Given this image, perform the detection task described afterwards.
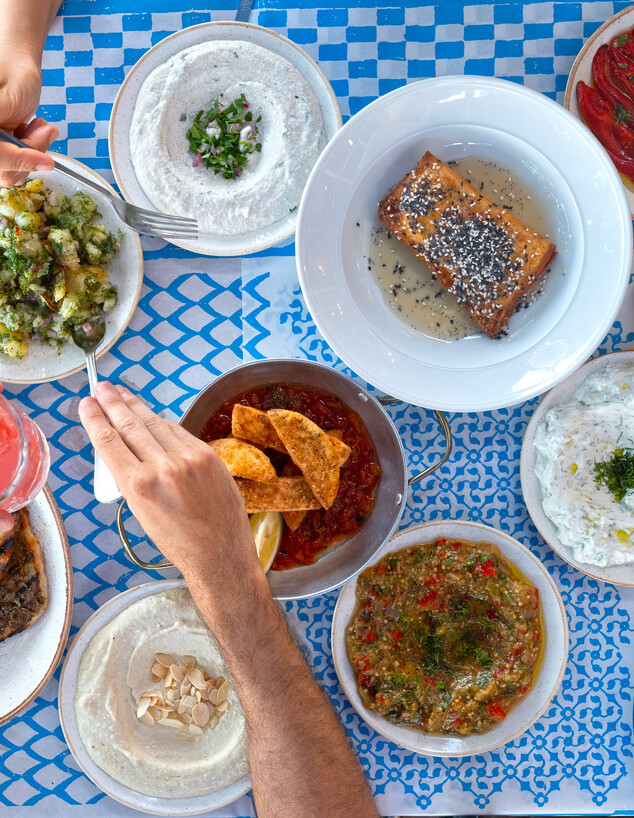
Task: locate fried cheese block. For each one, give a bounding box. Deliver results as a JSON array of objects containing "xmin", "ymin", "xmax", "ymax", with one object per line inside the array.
[
  {"xmin": 0, "ymin": 508, "xmax": 47, "ymax": 643},
  {"xmin": 236, "ymin": 477, "xmax": 322, "ymax": 514},
  {"xmin": 378, "ymin": 151, "xmax": 557, "ymax": 338}
]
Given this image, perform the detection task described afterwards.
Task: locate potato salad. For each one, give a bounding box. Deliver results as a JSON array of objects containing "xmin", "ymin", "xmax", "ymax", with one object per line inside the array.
[{"xmin": 0, "ymin": 179, "xmax": 120, "ymax": 359}]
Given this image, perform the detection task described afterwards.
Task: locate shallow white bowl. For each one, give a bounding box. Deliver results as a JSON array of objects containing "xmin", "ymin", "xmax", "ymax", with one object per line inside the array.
[
  {"xmin": 0, "ymin": 157, "xmax": 143, "ymax": 384},
  {"xmin": 564, "ymin": 5, "xmax": 634, "ymax": 217},
  {"xmin": 296, "ymin": 75, "xmax": 632, "ymax": 411},
  {"xmin": 332, "ymin": 520, "xmax": 569, "ymax": 757},
  {"xmin": 59, "ymin": 579, "xmax": 251, "ymax": 816},
  {"xmin": 0, "ymin": 486, "xmax": 72, "ymax": 725},
  {"xmin": 109, "ymin": 21, "xmax": 342, "ymax": 257},
  {"xmin": 521, "ymin": 349, "xmax": 634, "ymax": 586}
]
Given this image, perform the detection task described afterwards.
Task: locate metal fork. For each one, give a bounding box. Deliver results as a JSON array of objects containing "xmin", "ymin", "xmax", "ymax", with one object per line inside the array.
[{"xmin": 0, "ymin": 129, "xmax": 199, "ymax": 241}]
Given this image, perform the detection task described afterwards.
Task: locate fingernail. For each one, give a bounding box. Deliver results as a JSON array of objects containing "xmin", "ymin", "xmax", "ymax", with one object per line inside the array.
[
  {"xmin": 35, "ymin": 162, "xmax": 53, "ymax": 171},
  {"xmin": 95, "ymin": 382, "xmax": 111, "ymax": 395}
]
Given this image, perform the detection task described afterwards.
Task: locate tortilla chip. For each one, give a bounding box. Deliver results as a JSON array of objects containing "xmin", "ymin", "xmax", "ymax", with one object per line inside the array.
[
  {"xmin": 236, "ymin": 477, "xmax": 321, "ymax": 514},
  {"xmin": 325, "ymin": 429, "xmax": 351, "ymax": 467},
  {"xmin": 281, "ymin": 461, "xmax": 307, "ymax": 530},
  {"xmin": 208, "ymin": 438, "xmax": 276, "ymax": 482},
  {"xmin": 231, "ymin": 405, "xmax": 286, "ymax": 451},
  {"xmin": 267, "ymin": 409, "xmax": 351, "ymax": 509}
]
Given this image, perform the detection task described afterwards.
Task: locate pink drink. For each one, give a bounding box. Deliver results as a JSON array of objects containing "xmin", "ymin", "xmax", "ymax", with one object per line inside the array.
[{"xmin": 0, "ymin": 395, "xmax": 50, "ymax": 513}]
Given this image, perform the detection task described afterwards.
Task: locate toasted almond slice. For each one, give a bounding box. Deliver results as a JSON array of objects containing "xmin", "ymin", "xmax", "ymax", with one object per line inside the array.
[
  {"xmin": 138, "ymin": 710, "xmax": 155, "ymax": 727},
  {"xmin": 217, "ymin": 681, "xmax": 231, "ymax": 701},
  {"xmin": 195, "ymin": 690, "xmax": 202, "ymax": 703},
  {"xmin": 189, "ymin": 723, "xmax": 205, "ymax": 736},
  {"xmin": 164, "ymin": 669, "xmax": 173, "ymax": 688},
  {"xmin": 215, "ymin": 676, "xmax": 226, "ymax": 689},
  {"xmin": 155, "ymin": 653, "xmax": 175, "ymax": 668},
  {"xmin": 166, "ymin": 688, "xmax": 176, "ymax": 702},
  {"xmin": 180, "ymin": 679, "xmax": 190, "ymax": 698},
  {"xmin": 216, "ymin": 700, "xmax": 229, "ymax": 714},
  {"xmin": 147, "ymin": 705, "xmax": 161, "ymax": 721},
  {"xmin": 177, "ymin": 700, "xmax": 188, "ymax": 715},
  {"xmin": 192, "ymin": 702, "xmax": 210, "ymax": 727},
  {"xmin": 151, "ymin": 662, "xmax": 168, "ymax": 679},
  {"xmin": 175, "ymin": 731, "xmax": 195, "ymax": 742},
  {"xmin": 201, "ymin": 687, "xmax": 210, "ymax": 701},
  {"xmin": 183, "ymin": 655, "xmax": 196, "ymax": 668},
  {"xmin": 208, "ymin": 688, "xmax": 220, "ymax": 706},
  {"xmin": 181, "ymin": 712, "xmax": 193, "ymax": 724},
  {"xmin": 170, "ymin": 664, "xmax": 185, "ymax": 684},
  {"xmin": 136, "ymin": 697, "xmax": 151, "ymax": 719},
  {"xmin": 181, "ymin": 695, "xmax": 197, "ymax": 709},
  {"xmin": 188, "ymin": 668, "xmax": 206, "ymax": 690},
  {"xmin": 160, "ymin": 717, "xmax": 186, "ymax": 731},
  {"xmin": 155, "ymin": 704, "xmax": 173, "ymax": 713},
  {"xmin": 210, "ymin": 715, "xmax": 220, "ymax": 729}
]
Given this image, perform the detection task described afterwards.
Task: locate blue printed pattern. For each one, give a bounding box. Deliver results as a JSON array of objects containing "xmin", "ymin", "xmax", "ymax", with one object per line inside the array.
[{"xmin": 1, "ymin": 1, "xmax": 633, "ymax": 816}]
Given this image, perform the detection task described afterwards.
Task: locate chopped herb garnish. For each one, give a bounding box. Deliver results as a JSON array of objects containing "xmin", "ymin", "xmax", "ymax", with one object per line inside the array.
[
  {"xmin": 179, "ymin": 113, "xmax": 186, "ymax": 122},
  {"xmin": 594, "ymin": 447, "xmax": 634, "ymax": 502},
  {"xmin": 186, "ymin": 93, "xmax": 261, "ymax": 180},
  {"xmin": 615, "ymin": 33, "xmax": 629, "ymax": 47},
  {"xmin": 615, "ymin": 103, "xmax": 632, "ymax": 126},
  {"xmin": 619, "ymin": 61, "xmax": 629, "ymax": 68}
]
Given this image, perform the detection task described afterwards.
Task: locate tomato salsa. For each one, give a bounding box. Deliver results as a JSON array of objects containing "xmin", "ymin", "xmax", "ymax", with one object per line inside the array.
[
  {"xmin": 346, "ymin": 538, "xmax": 543, "ymax": 735},
  {"xmin": 200, "ymin": 383, "xmax": 381, "ymax": 570}
]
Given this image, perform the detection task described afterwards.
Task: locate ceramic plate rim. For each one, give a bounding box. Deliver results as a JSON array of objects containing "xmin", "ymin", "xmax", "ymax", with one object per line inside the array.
[
  {"xmin": 58, "ymin": 578, "xmax": 252, "ymax": 816},
  {"xmin": 563, "ymin": 5, "xmax": 634, "ymax": 216},
  {"xmin": 520, "ymin": 349, "xmax": 634, "ymax": 586},
  {"xmin": 0, "ymin": 485, "xmax": 73, "ymax": 725},
  {"xmin": 331, "ymin": 520, "xmax": 569, "ymax": 757},
  {"xmin": 0, "ymin": 155, "xmax": 144, "ymax": 385},
  {"xmin": 296, "ymin": 75, "xmax": 632, "ymax": 411},
  {"xmin": 108, "ymin": 20, "xmax": 342, "ymax": 257}
]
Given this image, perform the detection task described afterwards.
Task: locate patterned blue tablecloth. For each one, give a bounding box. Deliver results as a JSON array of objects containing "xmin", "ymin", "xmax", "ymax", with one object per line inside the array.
[{"xmin": 2, "ymin": 1, "xmax": 634, "ymax": 816}]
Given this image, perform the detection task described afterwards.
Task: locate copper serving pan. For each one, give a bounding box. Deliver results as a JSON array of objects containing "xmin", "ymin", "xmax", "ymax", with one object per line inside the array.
[{"xmin": 117, "ymin": 359, "xmax": 452, "ymax": 600}]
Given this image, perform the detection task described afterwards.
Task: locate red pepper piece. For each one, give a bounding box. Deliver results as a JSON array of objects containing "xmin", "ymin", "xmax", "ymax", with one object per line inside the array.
[
  {"xmin": 487, "ymin": 701, "xmax": 506, "ymax": 721},
  {"xmin": 354, "ymin": 655, "xmax": 372, "ymax": 671},
  {"xmin": 451, "ymin": 541, "xmax": 462, "ymax": 549},
  {"xmin": 359, "ymin": 674, "xmax": 372, "ymax": 687},
  {"xmin": 376, "ymin": 564, "xmax": 387, "ymax": 576},
  {"xmin": 361, "ymin": 629, "xmax": 376, "ymax": 643},
  {"xmin": 424, "ymin": 677, "xmax": 437, "ymax": 687},
  {"xmin": 610, "ymin": 28, "xmax": 634, "ymax": 61},
  {"xmin": 493, "ymin": 665, "xmax": 507, "ymax": 678},
  {"xmin": 592, "ymin": 45, "xmax": 634, "ymax": 124},
  {"xmin": 375, "ymin": 693, "xmax": 387, "ymax": 704},
  {"xmin": 606, "ymin": 49, "xmax": 634, "ymax": 103},
  {"xmin": 486, "ymin": 608, "xmax": 497, "ymax": 620},
  {"xmin": 473, "ymin": 559, "xmax": 497, "ymax": 576},
  {"xmin": 512, "ymin": 642, "xmax": 523, "ymax": 656},
  {"xmin": 417, "ymin": 591, "xmax": 438, "ymax": 606},
  {"xmin": 389, "ymin": 629, "xmax": 403, "ymax": 641}
]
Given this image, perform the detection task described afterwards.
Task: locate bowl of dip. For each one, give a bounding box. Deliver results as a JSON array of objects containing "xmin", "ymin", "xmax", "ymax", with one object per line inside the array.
[
  {"xmin": 59, "ymin": 580, "xmax": 251, "ymax": 815},
  {"xmin": 332, "ymin": 520, "xmax": 569, "ymax": 757},
  {"xmin": 109, "ymin": 22, "xmax": 341, "ymax": 256},
  {"xmin": 521, "ymin": 350, "xmax": 634, "ymax": 585}
]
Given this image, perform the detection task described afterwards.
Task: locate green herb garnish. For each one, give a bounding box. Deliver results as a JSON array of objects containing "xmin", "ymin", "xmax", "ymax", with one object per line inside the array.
[
  {"xmin": 594, "ymin": 447, "xmax": 634, "ymax": 502},
  {"xmin": 615, "ymin": 104, "xmax": 632, "ymax": 125},
  {"xmin": 186, "ymin": 93, "xmax": 262, "ymax": 180},
  {"xmin": 615, "ymin": 32, "xmax": 629, "ymax": 47}
]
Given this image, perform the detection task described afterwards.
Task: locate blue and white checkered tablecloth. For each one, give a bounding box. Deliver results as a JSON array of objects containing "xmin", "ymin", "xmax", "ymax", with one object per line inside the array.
[{"xmin": 2, "ymin": 1, "xmax": 634, "ymax": 816}]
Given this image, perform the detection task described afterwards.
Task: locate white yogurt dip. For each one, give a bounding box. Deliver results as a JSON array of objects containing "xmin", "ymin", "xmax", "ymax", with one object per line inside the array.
[
  {"xmin": 75, "ymin": 588, "xmax": 249, "ymax": 799},
  {"xmin": 533, "ymin": 361, "xmax": 634, "ymax": 567},
  {"xmin": 130, "ymin": 40, "xmax": 325, "ymax": 236}
]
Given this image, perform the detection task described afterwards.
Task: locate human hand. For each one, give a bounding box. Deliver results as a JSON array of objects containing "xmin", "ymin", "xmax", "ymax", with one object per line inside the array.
[
  {"xmin": 77, "ymin": 382, "xmax": 262, "ymax": 589},
  {"xmin": 0, "ymin": 54, "xmax": 57, "ymax": 187}
]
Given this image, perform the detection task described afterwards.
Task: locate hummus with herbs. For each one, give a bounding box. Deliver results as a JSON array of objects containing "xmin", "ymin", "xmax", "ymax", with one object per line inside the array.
[
  {"xmin": 346, "ymin": 539, "xmax": 543, "ymax": 736},
  {"xmin": 74, "ymin": 589, "xmax": 249, "ymax": 799},
  {"xmin": 130, "ymin": 40, "xmax": 325, "ymax": 236}
]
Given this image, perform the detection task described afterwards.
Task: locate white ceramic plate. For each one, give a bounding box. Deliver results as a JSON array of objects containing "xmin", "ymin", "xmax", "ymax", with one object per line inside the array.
[
  {"xmin": 0, "ymin": 156, "xmax": 143, "ymax": 384},
  {"xmin": 564, "ymin": 5, "xmax": 634, "ymax": 216},
  {"xmin": 296, "ymin": 75, "xmax": 632, "ymax": 412},
  {"xmin": 521, "ymin": 350, "xmax": 634, "ymax": 586},
  {"xmin": 59, "ymin": 579, "xmax": 251, "ymax": 816},
  {"xmin": 0, "ymin": 485, "xmax": 72, "ymax": 725},
  {"xmin": 109, "ymin": 21, "xmax": 342, "ymax": 257},
  {"xmin": 332, "ymin": 520, "xmax": 569, "ymax": 757}
]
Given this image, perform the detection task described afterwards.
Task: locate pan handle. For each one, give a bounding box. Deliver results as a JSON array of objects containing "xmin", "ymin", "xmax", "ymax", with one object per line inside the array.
[
  {"xmin": 117, "ymin": 499, "xmax": 175, "ymax": 571},
  {"xmin": 377, "ymin": 397, "xmax": 452, "ymax": 486}
]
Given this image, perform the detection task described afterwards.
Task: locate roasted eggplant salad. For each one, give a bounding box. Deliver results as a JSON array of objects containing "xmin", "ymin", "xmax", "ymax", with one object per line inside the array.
[
  {"xmin": 346, "ymin": 538, "xmax": 544, "ymax": 736},
  {"xmin": 0, "ymin": 180, "xmax": 120, "ymax": 359}
]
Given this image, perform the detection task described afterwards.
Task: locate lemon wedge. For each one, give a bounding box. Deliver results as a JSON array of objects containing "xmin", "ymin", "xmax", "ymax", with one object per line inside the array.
[{"xmin": 249, "ymin": 511, "xmax": 283, "ymax": 572}]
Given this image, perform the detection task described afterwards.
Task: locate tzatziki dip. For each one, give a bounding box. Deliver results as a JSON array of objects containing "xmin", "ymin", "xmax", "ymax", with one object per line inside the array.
[
  {"xmin": 533, "ymin": 360, "xmax": 634, "ymax": 567},
  {"xmin": 130, "ymin": 40, "xmax": 325, "ymax": 236},
  {"xmin": 75, "ymin": 588, "xmax": 249, "ymax": 799}
]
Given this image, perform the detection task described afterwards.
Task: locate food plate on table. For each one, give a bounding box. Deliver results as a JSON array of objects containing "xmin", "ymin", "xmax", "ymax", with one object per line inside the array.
[
  {"xmin": 521, "ymin": 350, "xmax": 634, "ymax": 586},
  {"xmin": 332, "ymin": 520, "xmax": 569, "ymax": 757},
  {"xmin": 565, "ymin": 5, "xmax": 634, "ymax": 216},
  {"xmin": 0, "ymin": 486, "xmax": 72, "ymax": 726},
  {"xmin": 59, "ymin": 579, "xmax": 251, "ymax": 816},
  {"xmin": 109, "ymin": 21, "xmax": 341, "ymax": 257},
  {"xmin": 297, "ymin": 75, "xmax": 632, "ymax": 411},
  {"xmin": 0, "ymin": 155, "xmax": 143, "ymax": 384}
]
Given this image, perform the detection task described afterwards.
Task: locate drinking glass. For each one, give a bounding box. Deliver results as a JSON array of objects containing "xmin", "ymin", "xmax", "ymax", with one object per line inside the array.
[{"xmin": 0, "ymin": 394, "xmax": 50, "ymax": 513}]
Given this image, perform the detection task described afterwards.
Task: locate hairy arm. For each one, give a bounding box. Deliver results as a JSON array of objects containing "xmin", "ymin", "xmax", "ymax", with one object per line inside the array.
[
  {"xmin": 0, "ymin": 0, "xmax": 62, "ymax": 58},
  {"xmin": 78, "ymin": 383, "xmax": 379, "ymax": 818}
]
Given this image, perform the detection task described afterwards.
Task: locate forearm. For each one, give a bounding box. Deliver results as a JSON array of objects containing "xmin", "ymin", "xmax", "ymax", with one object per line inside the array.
[
  {"xmin": 0, "ymin": 0, "xmax": 61, "ymax": 60},
  {"xmin": 185, "ymin": 564, "xmax": 379, "ymax": 818}
]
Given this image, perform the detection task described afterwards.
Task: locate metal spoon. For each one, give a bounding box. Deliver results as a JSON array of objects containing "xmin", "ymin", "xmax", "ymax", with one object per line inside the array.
[{"xmin": 71, "ymin": 314, "xmax": 122, "ymax": 504}]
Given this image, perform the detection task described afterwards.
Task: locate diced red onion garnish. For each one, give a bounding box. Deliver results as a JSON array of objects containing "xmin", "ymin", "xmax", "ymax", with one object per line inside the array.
[
  {"xmin": 227, "ymin": 123, "xmax": 242, "ymax": 134},
  {"xmin": 47, "ymin": 191, "xmax": 58, "ymax": 206},
  {"xmin": 243, "ymin": 101, "xmax": 249, "ymax": 110},
  {"xmin": 209, "ymin": 146, "xmax": 218, "ymax": 157},
  {"xmin": 0, "ymin": 218, "xmax": 7, "ymax": 227},
  {"xmin": 239, "ymin": 124, "xmax": 254, "ymax": 143},
  {"xmin": 82, "ymin": 321, "xmax": 93, "ymax": 336},
  {"xmin": 192, "ymin": 152, "xmax": 202, "ymax": 168}
]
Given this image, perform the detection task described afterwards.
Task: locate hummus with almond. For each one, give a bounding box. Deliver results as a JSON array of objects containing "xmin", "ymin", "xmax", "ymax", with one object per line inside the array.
[{"xmin": 74, "ymin": 588, "xmax": 249, "ymax": 799}]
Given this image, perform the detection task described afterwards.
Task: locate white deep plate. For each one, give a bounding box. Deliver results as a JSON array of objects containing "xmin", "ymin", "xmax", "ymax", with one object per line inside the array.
[
  {"xmin": 0, "ymin": 156, "xmax": 143, "ymax": 384},
  {"xmin": 109, "ymin": 21, "xmax": 342, "ymax": 257},
  {"xmin": 0, "ymin": 485, "xmax": 72, "ymax": 725},
  {"xmin": 521, "ymin": 350, "xmax": 634, "ymax": 586},
  {"xmin": 332, "ymin": 520, "xmax": 569, "ymax": 758},
  {"xmin": 564, "ymin": 5, "xmax": 634, "ymax": 217},
  {"xmin": 59, "ymin": 579, "xmax": 252, "ymax": 816},
  {"xmin": 296, "ymin": 75, "xmax": 632, "ymax": 411}
]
